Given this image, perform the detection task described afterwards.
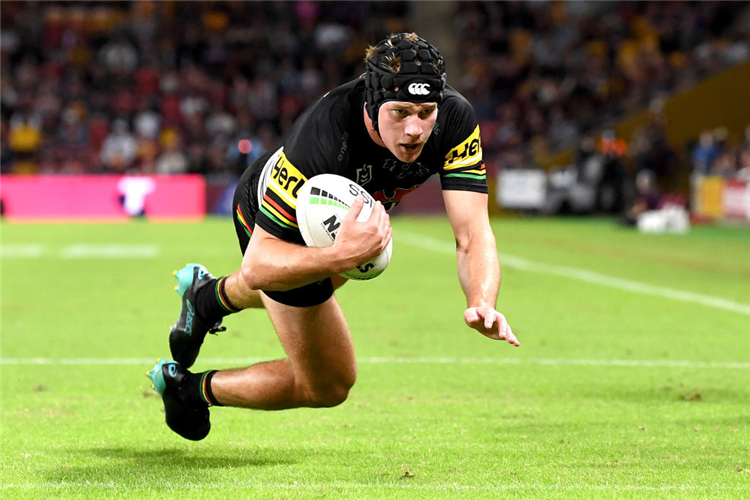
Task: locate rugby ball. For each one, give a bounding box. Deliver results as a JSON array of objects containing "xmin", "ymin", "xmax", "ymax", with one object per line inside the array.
[{"xmin": 296, "ymin": 174, "xmax": 392, "ymax": 280}]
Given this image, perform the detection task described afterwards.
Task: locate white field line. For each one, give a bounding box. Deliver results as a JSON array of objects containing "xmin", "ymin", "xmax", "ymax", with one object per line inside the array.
[
  {"xmin": 60, "ymin": 244, "xmax": 159, "ymax": 259},
  {"xmin": 1, "ymin": 244, "xmax": 159, "ymax": 259},
  {"xmin": 1, "ymin": 356, "xmax": 748, "ymax": 369},
  {"xmin": 0, "ymin": 244, "xmax": 46, "ymax": 258},
  {"xmin": 0, "ymin": 481, "xmax": 746, "ymax": 492},
  {"xmin": 399, "ymin": 232, "xmax": 750, "ymax": 316}
]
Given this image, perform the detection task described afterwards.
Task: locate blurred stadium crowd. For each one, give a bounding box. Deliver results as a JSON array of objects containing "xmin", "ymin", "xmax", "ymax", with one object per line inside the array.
[
  {"xmin": 1, "ymin": 1, "xmax": 409, "ymax": 178},
  {"xmin": 456, "ymin": 2, "xmax": 750, "ymax": 182},
  {"xmin": 1, "ymin": 1, "xmax": 749, "ymax": 198}
]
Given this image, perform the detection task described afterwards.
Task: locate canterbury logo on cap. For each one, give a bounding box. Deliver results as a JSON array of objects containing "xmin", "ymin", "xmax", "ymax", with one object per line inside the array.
[{"xmin": 407, "ymin": 82, "xmax": 430, "ymax": 96}]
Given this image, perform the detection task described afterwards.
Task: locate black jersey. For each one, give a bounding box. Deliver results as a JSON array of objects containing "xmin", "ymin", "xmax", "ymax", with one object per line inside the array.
[{"xmin": 254, "ymin": 78, "xmax": 486, "ymax": 244}]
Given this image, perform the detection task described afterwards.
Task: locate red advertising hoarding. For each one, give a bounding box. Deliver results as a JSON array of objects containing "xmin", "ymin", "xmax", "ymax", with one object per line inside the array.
[
  {"xmin": 692, "ymin": 176, "xmax": 750, "ymax": 223},
  {"xmin": 0, "ymin": 175, "xmax": 205, "ymax": 222}
]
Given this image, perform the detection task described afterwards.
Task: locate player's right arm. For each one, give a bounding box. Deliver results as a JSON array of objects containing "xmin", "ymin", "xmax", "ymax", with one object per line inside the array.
[
  {"xmin": 241, "ymin": 196, "xmax": 391, "ymax": 291},
  {"xmin": 244, "ymin": 86, "xmax": 393, "ymax": 291}
]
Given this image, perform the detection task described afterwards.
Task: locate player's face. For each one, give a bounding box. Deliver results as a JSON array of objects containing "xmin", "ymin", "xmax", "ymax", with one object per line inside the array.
[{"xmin": 378, "ymin": 102, "xmax": 438, "ymax": 162}]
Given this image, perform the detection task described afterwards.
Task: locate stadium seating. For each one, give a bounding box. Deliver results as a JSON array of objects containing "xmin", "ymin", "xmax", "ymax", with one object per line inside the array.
[{"xmin": 1, "ymin": 0, "xmax": 747, "ymax": 215}]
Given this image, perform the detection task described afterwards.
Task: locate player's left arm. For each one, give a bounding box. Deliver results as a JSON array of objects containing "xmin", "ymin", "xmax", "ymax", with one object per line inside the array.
[{"xmin": 443, "ymin": 189, "xmax": 519, "ymax": 346}]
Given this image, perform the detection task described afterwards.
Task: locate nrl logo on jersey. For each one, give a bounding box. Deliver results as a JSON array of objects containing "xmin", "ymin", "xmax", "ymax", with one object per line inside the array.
[{"xmin": 356, "ymin": 164, "xmax": 373, "ymax": 185}]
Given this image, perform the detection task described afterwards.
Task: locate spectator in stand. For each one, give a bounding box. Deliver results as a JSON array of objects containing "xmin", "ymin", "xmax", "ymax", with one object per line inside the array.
[
  {"xmin": 454, "ymin": 1, "xmax": 749, "ymax": 181},
  {"xmin": 621, "ymin": 169, "xmax": 662, "ymax": 226},
  {"xmin": 736, "ymin": 149, "xmax": 750, "ymax": 182},
  {"xmin": 155, "ymin": 129, "xmax": 188, "ymax": 175},
  {"xmin": 691, "ymin": 130, "xmax": 722, "ymax": 175},
  {"xmin": 7, "ymin": 112, "xmax": 42, "ymax": 174},
  {"xmin": 205, "ymin": 106, "xmax": 236, "ymax": 141},
  {"xmin": 98, "ymin": 32, "xmax": 138, "ymax": 76},
  {"xmin": 595, "ymin": 130, "xmax": 631, "ymax": 213},
  {"xmin": 133, "ymin": 100, "xmax": 161, "ymax": 142},
  {"xmin": 56, "ymin": 106, "xmax": 90, "ymax": 157},
  {"xmin": 688, "ymin": 123, "xmax": 750, "ymax": 179},
  {"xmin": 629, "ymin": 109, "xmax": 680, "ymax": 191},
  {"xmin": 712, "ymin": 151, "xmax": 738, "ymax": 179},
  {"xmin": 0, "ymin": 117, "xmax": 11, "ymax": 171},
  {"xmin": 738, "ymin": 125, "xmax": 750, "ymax": 180},
  {"xmin": 1, "ymin": 1, "xmax": 417, "ymax": 176},
  {"xmin": 100, "ymin": 118, "xmax": 137, "ymax": 173}
]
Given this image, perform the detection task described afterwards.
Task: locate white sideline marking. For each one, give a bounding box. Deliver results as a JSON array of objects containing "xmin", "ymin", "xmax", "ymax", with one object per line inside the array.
[
  {"xmin": 0, "ymin": 244, "xmax": 46, "ymax": 258},
  {"xmin": 1, "ymin": 244, "xmax": 159, "ymax": 259},
  {"xmin": 399, "ymin": 232, "xmax": 750, "ymax": 316},
  {"xmin": 0, "ymin": 356, "xmax": 748, "ymax": 369},
  {"xmin": 60, "ymin": 244, "xmax": 159, "ymax": 259},
  {"xmin": 1, "ymin": 481, "xmax": 746, "ymax": 492}
]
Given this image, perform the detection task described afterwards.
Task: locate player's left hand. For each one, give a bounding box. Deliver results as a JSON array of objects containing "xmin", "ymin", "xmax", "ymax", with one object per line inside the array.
[{"xmin": 464, "ymin": 307, "xmax": 519, "ymax": 346}]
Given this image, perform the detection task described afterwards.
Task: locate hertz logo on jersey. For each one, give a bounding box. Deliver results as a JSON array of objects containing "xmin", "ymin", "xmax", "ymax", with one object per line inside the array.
[
  {"xmin": 443, "ymin": 126, "xmax": 482, "ymax": 170},
  {"xmin": 270, "ymin": 153, "xmax": 308, "ymax": 201},
  {"xmin": 261, "ymin": 152, "xmax": 309, "ymax": 230}
]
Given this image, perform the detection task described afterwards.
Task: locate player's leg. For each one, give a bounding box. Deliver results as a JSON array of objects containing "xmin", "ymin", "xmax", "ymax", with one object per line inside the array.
[
  {"xmin": 168, "ymin": 259, "xmax": 349, "ymax": 369},
  {"xmin": 168, "ymin": 262, "xmax": 241, "ymax": 369},
  {"xmin": 148, "ymin": 291, "xmax": 355, "ymax": 440},
  {"xmin": 209, "ymin": 292, "xmax": 356, "ymax": 409},
  {"xmin": 222, "ymin": 273, "xmax": 348, "ymax": 311},
  {"xmin": 169, "ymin": 160, "xmax": 274, "ymax": 367}
]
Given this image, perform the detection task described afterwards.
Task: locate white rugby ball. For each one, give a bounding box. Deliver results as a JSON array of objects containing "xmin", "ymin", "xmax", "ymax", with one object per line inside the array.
[{"xmin": 296, "ymin": 174, "xmax": 392, "ymax": 280}]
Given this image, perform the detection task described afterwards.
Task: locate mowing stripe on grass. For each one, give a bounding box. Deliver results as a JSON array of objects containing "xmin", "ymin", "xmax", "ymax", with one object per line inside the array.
[
  {"xmin": 399, "ymin": 232, "xmax": 750, "ymax": 316},
  {"xmin": 1, "ymin": 357, "xmax": 748, "ymax": 369}
]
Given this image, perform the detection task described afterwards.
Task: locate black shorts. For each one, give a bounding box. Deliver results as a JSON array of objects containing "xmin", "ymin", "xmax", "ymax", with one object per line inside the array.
[{"xmin": 232, "ymin": 152, "xmax": 334, "ymax": 308}]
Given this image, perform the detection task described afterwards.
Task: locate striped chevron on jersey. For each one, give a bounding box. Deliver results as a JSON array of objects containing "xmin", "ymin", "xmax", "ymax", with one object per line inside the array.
[
  {"xmin": 264, "ymin": 195, "xmax": 297, "ymax": 224},
  {"xmin": 443, "ymin": 163, "xmax": 486, "ymax": 180},
  {"xmin": 236, "ymin": 204, "xmax": 253, "ymax": 237},
  {"xmin": 260, "ymin": 183, "xmax": 299, "ymax": 229},
  {"xmin": 260, "ymin": 203, "xmax": 298, "ymax": 230},
  {"xmin": 444, "ymin": 170, "xmax": 486, "ymax": 178}
]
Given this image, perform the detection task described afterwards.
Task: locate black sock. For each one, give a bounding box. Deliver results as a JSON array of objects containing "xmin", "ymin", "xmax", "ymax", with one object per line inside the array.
[
  {"xmin": 195, "ymin": 276, "xmax": 241, "ymax": 326},
  {"xmin": 181, "ymin": 370, "xmax": 223, "ymax": 406}
]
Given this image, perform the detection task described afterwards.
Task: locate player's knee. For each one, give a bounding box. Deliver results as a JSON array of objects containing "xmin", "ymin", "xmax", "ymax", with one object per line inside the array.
[
  {"xmin": 240, "ymin": 262, "xmax": 260, "ymax": 290},
  {"xmin": 305, "ymin": 378, "xmax": 355, "ymax": 408}
]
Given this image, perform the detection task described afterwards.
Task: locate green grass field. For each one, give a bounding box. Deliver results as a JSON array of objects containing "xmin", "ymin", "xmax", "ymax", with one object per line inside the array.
[{"xmin": 2, "ymin": 216, "xmax": 749, "ymax": 499}]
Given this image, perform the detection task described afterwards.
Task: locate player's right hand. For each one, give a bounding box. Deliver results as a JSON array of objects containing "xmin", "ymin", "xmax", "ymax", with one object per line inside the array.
[
  {"xmin": 464, "ymin": 307, "xmax": 520, "ymax": 346},
  {"xmin": 334, "ymin": 195, "xmax": 392, "ymax": 268}
]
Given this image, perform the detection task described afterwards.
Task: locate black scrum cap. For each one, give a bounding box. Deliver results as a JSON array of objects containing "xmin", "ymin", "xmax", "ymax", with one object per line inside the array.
[{"xmin": 364, "ymin": 33, "xmax": 446, "ymax": 133}]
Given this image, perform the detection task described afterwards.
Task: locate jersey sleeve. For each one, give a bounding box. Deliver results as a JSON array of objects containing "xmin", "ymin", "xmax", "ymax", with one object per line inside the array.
[
  {"xmin": 254, "ymin": 92, "xmax": 347, "ymax": 244},
  {"xmin": 438, "ymin": 95, "xmax": 488, "ymax": 194},
  {"xmin": 255, "ymin": 150, "xmax": 309, "ymax": 244}
]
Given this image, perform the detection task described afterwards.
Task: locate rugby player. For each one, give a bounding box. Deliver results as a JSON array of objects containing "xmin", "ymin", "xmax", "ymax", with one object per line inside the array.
[{"xmin": 148, "ymin": 33, "xmax": 519, "ymax": 441}]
